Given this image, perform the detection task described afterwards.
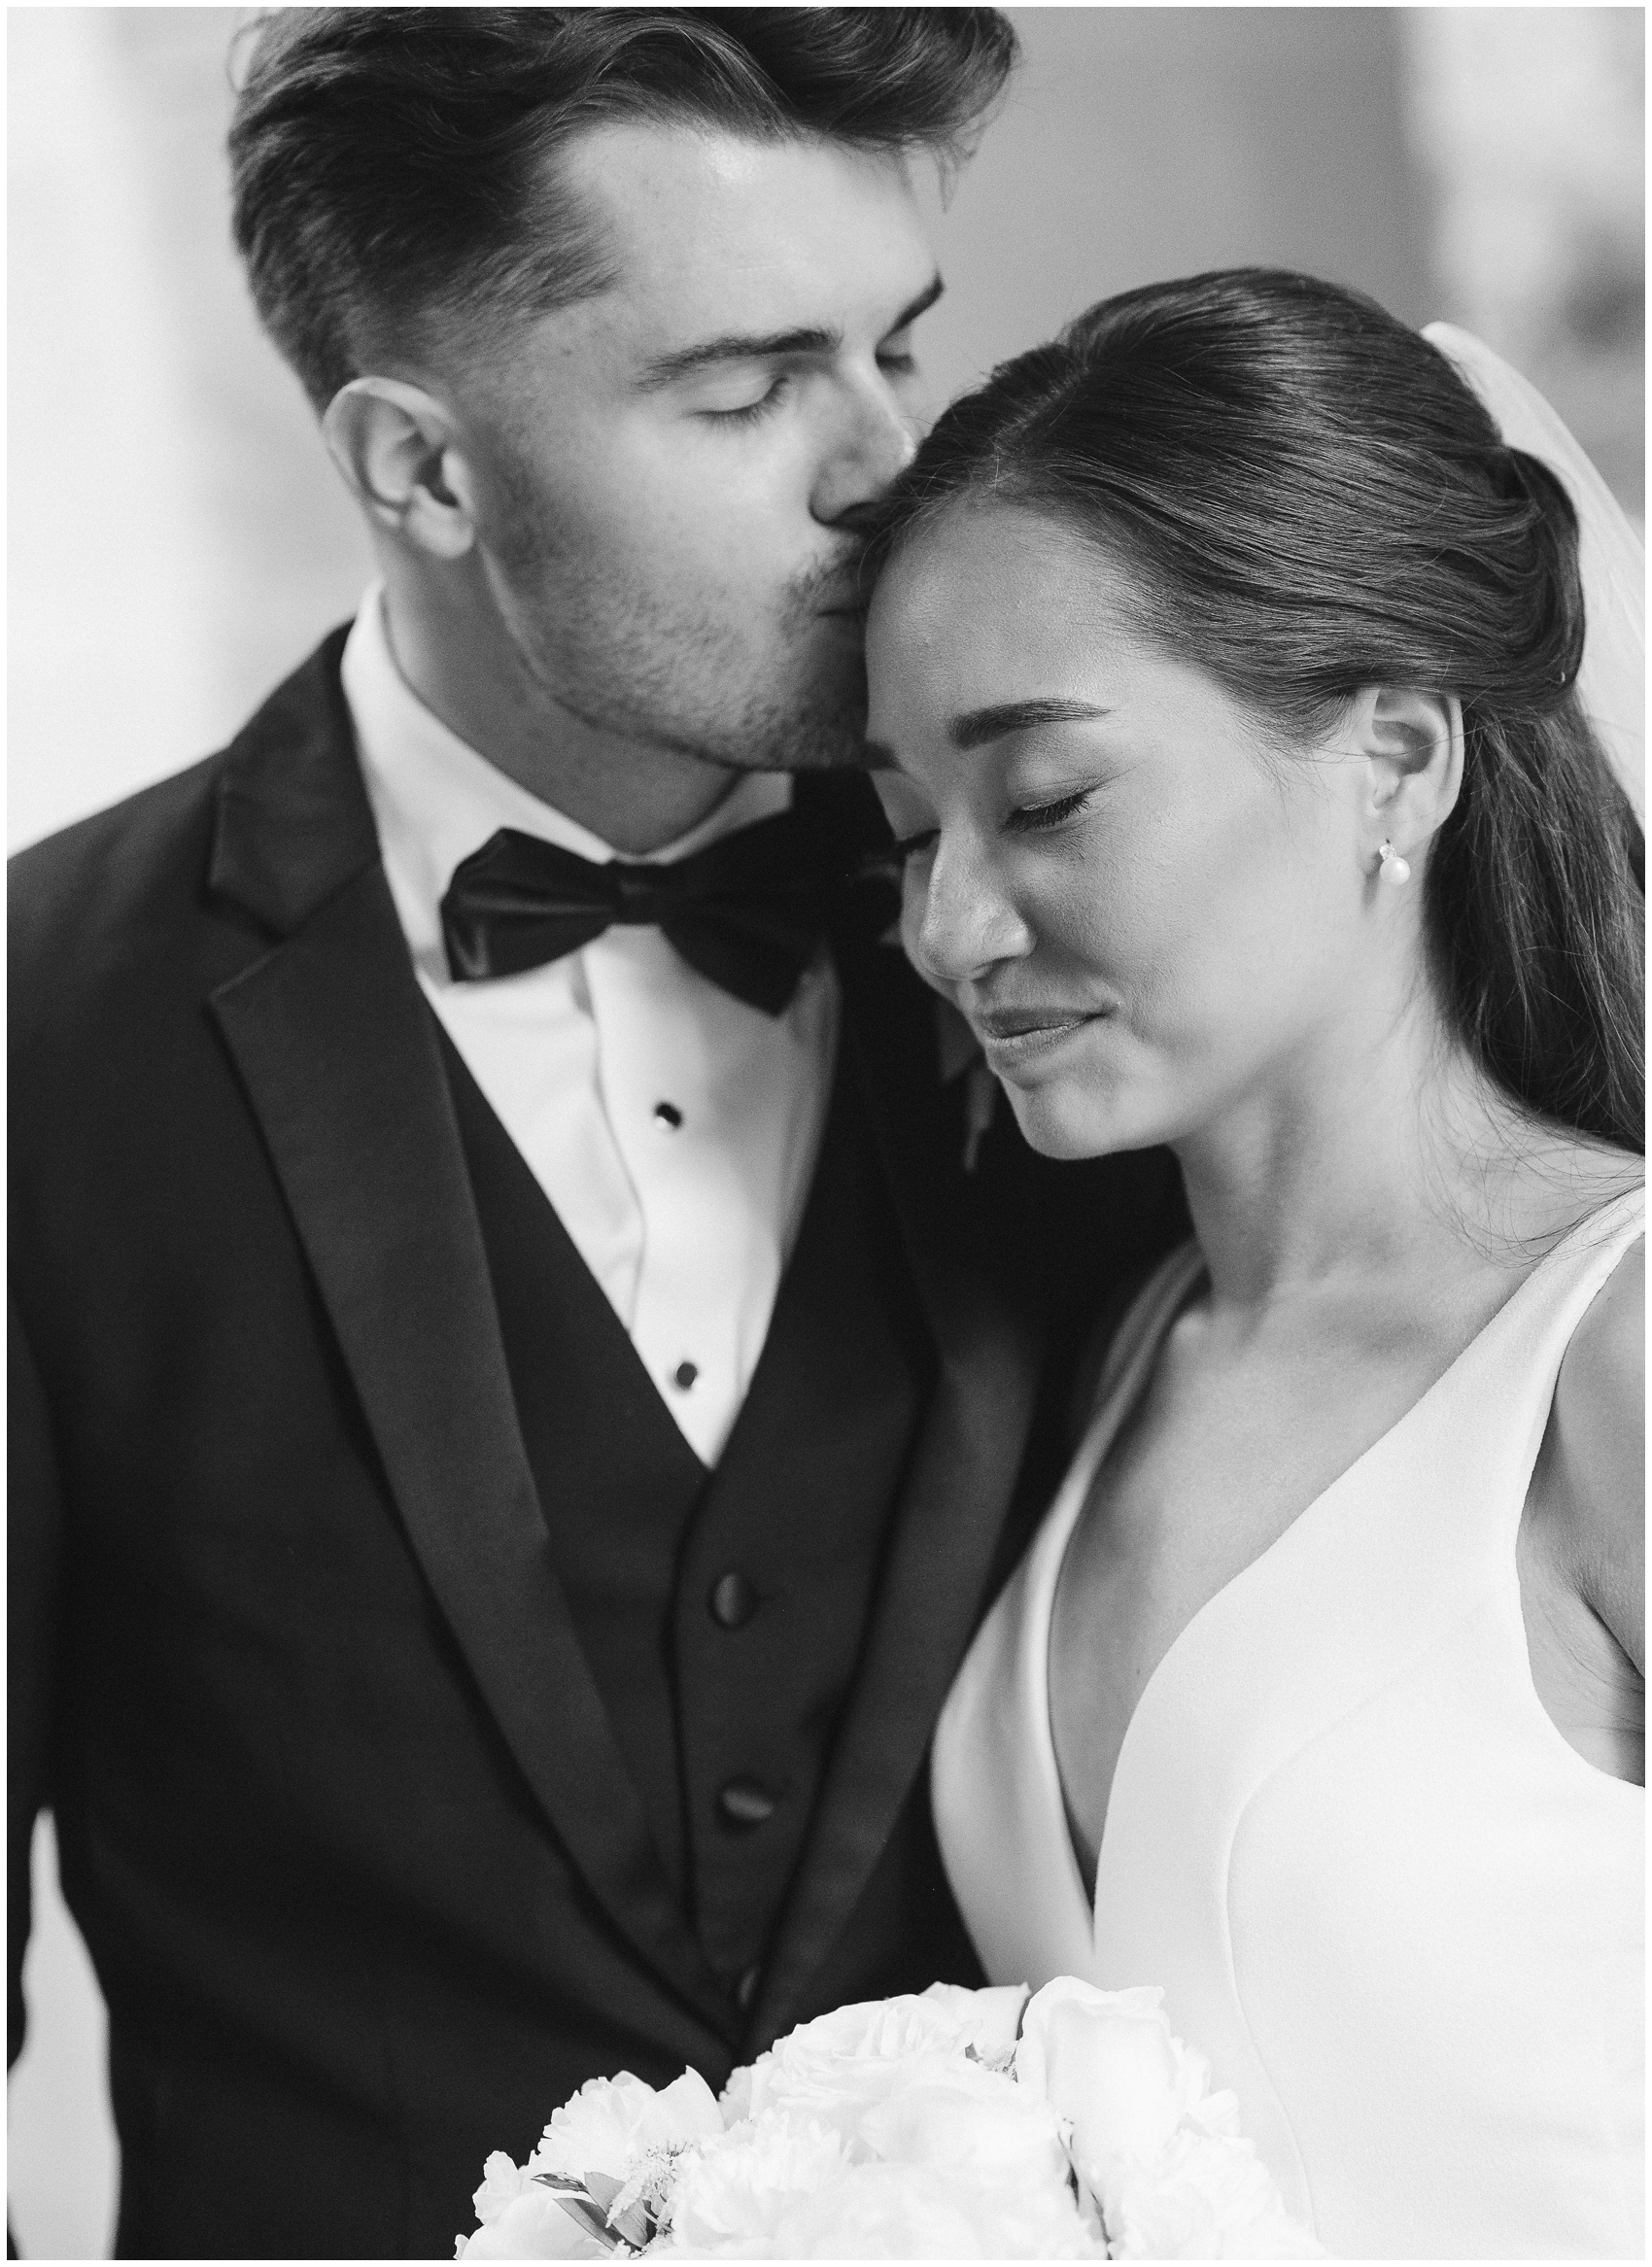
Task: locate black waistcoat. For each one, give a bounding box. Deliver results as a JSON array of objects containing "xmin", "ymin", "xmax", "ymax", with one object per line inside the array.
[{"xmin": 439, "ymin": 1019, "xmax": 936, "ymax": 1994}]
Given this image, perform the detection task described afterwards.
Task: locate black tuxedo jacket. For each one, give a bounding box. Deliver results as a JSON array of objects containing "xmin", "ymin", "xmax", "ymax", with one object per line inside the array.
[{"xmin": 9, "ymin": 631, "xmax": 1186, "ymax": 2258}]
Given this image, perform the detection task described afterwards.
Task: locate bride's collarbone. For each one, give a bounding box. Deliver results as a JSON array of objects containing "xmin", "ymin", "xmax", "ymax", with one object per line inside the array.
[{"xmin": 1078, "ymin": 1270, "xmax": 1507, "ymax": 1552}]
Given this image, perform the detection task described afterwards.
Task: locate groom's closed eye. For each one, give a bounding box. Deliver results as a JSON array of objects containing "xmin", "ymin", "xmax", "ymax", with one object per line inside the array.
[{"xmin": 700, "ymin": 371, "xmax": 799, "ymax": 427}]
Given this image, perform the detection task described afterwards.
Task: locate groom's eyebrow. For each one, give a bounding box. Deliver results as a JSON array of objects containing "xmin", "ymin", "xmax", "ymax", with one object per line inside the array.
[
  {"xmin": 949, "ymin": 698, "xmax": 1115, "ymax": 749},
  {"xmin": 637, "ymin": 274, "xmax": 945, "ymax": 387}
]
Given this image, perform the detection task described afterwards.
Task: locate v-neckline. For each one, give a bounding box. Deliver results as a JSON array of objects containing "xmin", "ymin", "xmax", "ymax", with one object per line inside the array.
[{"xmin": 1036, "ymin": 1189, "xmax": 1645, "ymax": 1939}]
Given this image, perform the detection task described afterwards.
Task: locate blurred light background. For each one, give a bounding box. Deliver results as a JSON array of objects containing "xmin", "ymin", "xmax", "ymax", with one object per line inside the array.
[{"xmin": 7, "ymin": 7, "xmax": 1643, "ymax": 2255}]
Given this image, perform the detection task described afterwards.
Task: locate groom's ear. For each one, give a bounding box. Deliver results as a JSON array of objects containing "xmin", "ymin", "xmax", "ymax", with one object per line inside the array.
[
  {"xmin": 322, "ymin": 377, "xmax": 479, "ymax": 561},
  {"xmin": 1347, "ymin": 683, "xmax": 1464, "ymax": 858}
]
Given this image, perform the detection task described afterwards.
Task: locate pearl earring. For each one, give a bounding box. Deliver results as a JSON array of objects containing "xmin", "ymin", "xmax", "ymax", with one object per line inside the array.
[{"xmin": 1377, "ymin": 839, "xmax": 1411, "ymax": 886}]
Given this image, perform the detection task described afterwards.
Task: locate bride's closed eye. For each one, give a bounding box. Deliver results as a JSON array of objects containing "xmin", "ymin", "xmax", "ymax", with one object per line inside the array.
[
  {"xmin": 878, "ymin": 786, "xmax": 1098, "ymax": 862},
  {"xmin": 1006, "ymin": 786, "xmax": 1095, "ymax": 834}
]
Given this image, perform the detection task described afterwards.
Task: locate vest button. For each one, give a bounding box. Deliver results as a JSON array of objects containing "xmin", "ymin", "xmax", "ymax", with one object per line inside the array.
[
  {"xmin": 736, "ymin": 1963, "xmax": 761, "ymax": 2014},
  {"xmin": 709, "ymin": 1571, "xmax": 758, "ymax": 1629},
  {"xmin": 718, "ymin": 1777, "xmax": 776, "ymax": 1828}
]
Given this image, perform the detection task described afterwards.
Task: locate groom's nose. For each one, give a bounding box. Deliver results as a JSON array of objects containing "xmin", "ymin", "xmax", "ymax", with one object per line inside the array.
[
  {"xmin": 810, "ymin": 377, "xmax": 919, "ymax": 528},
  {"xmin": 908, "ymin": 834, "xmax": 1033, "ymax": 989}
]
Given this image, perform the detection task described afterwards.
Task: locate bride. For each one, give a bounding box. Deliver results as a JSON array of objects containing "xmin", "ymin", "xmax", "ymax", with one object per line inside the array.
[{"xmin": 861, "ymin": 270, "xmax": 1643, "ymax": 2258}]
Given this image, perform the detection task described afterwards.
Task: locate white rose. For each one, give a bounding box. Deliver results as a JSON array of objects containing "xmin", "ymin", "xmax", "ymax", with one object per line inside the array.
[
  {"xmin": 769, "ymin": 2161, "xmax": 992, "ymax": 2258},
  {"xmin": 958, "ymin": 2170, "xmax": 1109, "ymax": 2261},
  {"xmin": 773, "ymin": 1992, "xmax": 975, "ymax": 2074},
  {"xmin": 529, "ymin": 2069, "xmax": 723, "ymax": 2188},
  {"xmin": 471, "ymin": 2151, "xmax": 535, "ymax": 2228},
  {"xmin": 857, "ymin": 2052, "xmax": 1069, "ymax": 2190},
  {"xmin": 917, "ymin": 1979, "xmax": 1031, "ymax": 2065},
  {"xmin": 1103, "ymin": 2127, "xmax": 1325, "ymax": 2259},
  {"xmin": 652, "ymin": 2071, "xmax": 729, "ymax": 2144},
  {"xmin": 716, "ymin": 2062, "xmax": 755, "ymax": 2130},
  {"xmin": 1016, "ymin": 1980, "xmax": 1188, "ymax": 2181},
  {"xmin": 769, "ymin": 2159, "xmax": 1104, "ymax": 2260},
  {"xmin": 744, "ymin": 1994, "xmax": 981, "ymax": 2136},
  {"xmin": 662, "ymin": 2114, "xmax": 847, "ymax": 2249},
  {"xmin": 459, "ymin": 2182, "xmax": 615, "ymax": 2259}
]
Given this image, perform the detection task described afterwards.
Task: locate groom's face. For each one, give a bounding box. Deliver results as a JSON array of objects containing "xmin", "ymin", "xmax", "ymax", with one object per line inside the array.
[{"xmin": 447, "ymin": 121, "xmax": 941, "ymax": 772}]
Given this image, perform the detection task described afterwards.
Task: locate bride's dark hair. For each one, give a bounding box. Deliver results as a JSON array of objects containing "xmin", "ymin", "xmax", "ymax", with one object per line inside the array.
[{"xmin": 867, "ymin": 267, "xmax": 1644, "ymax": 1156}]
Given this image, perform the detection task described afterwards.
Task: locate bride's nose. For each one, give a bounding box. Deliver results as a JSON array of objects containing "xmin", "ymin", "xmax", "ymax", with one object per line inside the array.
[{"xmin": 907, "ymin": 833, "xmax": 1034, "ymax": 988}]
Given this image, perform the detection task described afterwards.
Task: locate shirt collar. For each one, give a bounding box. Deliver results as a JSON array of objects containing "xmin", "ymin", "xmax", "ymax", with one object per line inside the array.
[{"xmin": 341, "ymin": 583, "xmax": 793, "ymax": 976}]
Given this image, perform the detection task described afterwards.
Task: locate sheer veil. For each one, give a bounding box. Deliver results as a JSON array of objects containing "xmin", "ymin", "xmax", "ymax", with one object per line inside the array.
[{"xmin": 1424, "ymin": 322, "xmax": 1645, "ymax": 832}]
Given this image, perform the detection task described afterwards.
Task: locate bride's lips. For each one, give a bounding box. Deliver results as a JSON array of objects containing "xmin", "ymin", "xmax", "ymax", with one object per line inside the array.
[{"xmin": 970, "ymin": 1005, "xmax": 1109, "ymax": 1076}]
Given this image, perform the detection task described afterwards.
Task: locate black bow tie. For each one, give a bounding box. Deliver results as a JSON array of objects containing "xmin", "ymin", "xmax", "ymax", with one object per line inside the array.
[{"xmin": 439, "ymin": 808, "xmax": 842, "ymax": 1015}]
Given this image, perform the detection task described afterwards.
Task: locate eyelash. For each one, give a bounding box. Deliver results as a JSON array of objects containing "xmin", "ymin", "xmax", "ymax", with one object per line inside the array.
[
  {"xmin": 706, "ymin": 375, "xmax": 793, "ymax": 428},
  {"xmin": 1006, "ymin": 787, "xmax": 1093, "ymax": 834},
  {"xmin": 705, "ymin": 351, "xmax": 919, "ymax": 428},
  {"xmin": 890, "ymin": 789, "xmax": 1093, "ymax": 864}
]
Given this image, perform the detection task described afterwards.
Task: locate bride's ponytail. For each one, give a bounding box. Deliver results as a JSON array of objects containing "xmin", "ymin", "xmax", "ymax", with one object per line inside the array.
[
  {"xmin": 866, "ymin": 268, "xmax": 1644, "ymax": 1155},
  {"xmin": 1484, "ymin": 447, "xmax": 1586, "ymax": 698},
  {"xmin": 1430, "ymin": 447, "xmax": 1642, "ymax": 1151}
]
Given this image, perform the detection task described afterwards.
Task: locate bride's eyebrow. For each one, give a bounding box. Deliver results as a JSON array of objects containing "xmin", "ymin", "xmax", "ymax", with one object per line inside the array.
[{"xmin": 948, "ymin": 697, "xmax": 1114, "ymax": 749}]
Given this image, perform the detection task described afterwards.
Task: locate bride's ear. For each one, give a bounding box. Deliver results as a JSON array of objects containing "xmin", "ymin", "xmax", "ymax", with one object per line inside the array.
[{"xmin": 1346, "ymin": 684, "xmax": 1464, "ymax": 870}]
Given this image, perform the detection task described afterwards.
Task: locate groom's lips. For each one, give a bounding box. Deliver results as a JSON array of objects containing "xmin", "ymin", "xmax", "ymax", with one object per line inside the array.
[{"xmin": 971, "ymin": 1004, "xmax": 1108, "ymax": 1075}]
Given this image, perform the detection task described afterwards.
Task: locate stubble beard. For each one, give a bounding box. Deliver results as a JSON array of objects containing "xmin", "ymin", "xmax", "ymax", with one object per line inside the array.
[{"xmin": 490, "ymin": 512, "xmax": 872, "ymax": 774}]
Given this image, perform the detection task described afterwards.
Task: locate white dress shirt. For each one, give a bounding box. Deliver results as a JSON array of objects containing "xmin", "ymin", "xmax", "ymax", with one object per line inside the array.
[{"xmin": 342, "ymin": 587, "xmax": 840, "ymax": 1467}]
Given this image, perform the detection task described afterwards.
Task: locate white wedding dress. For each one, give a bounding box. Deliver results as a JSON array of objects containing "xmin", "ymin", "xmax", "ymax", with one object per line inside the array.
[{"xmin": 933, "ymin": 1185, "xmax": 1645, "ymax": 2259}]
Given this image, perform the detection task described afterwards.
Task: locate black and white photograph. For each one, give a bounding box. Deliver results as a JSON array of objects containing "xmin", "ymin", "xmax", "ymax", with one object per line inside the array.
[{"xmin": 8, "ymin": 8, "xmax": 1644, "ymax": 2261}]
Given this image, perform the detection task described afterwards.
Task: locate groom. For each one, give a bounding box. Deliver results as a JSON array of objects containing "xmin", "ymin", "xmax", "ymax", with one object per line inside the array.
[{"xmin": 9, "ymin": 12, "xmax": 1183, "ymax": 2259}]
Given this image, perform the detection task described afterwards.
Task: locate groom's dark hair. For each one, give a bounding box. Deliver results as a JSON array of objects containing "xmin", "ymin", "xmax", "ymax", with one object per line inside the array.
[{"xmin": 228, "ymin": 7, "xmax": 1015, "ymax": 411}]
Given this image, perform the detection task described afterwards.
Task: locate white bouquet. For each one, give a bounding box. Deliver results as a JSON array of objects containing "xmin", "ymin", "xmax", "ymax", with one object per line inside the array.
[{"xmin": 458, "ymin": 1978, "xmax": 1323, "ymax": 2260}]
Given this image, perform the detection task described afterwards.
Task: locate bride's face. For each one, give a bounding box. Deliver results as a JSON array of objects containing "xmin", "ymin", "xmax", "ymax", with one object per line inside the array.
[{"xmin": 865, "ymin": 501, "xmax": 1380, "ymax": 1160}]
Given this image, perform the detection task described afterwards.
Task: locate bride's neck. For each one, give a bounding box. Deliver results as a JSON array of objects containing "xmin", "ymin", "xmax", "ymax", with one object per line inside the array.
[{"xmin": 1172, "ymin": 987, "xmax": 1575, "ymax": 1313}]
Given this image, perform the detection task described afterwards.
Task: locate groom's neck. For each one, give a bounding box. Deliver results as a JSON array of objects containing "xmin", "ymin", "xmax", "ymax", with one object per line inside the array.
[{"xmin": 378, "ymin": 566, "xmax": 743, "ymax": 855}]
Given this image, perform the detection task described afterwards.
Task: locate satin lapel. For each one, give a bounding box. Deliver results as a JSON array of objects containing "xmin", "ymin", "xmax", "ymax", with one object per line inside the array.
[
  {"xmin": 206, "ymin": 641, "xmax": 732, "ymax": 2038},
  {"xmin": 750, "ymin": 925, "xmax": 1045, "ymax": 2044}
]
